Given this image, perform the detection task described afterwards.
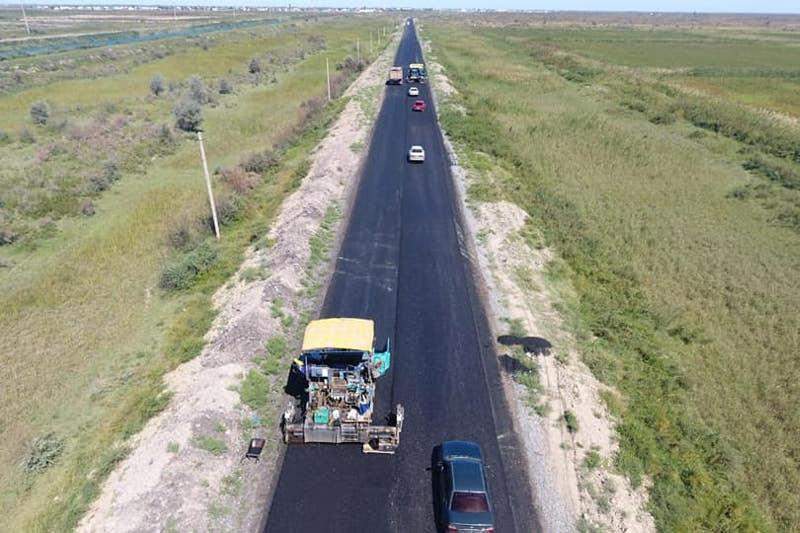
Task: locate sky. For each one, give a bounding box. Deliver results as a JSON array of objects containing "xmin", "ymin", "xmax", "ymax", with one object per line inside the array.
[{"xmin": 1, "ymin": 0, "xmax": 798, "ymax": 14}]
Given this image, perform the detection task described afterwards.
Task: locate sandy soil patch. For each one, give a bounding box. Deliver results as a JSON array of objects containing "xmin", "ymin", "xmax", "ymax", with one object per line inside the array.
[
  {"xmin": 77, "ymin": 33, "xmax": 399, "ymax": 533},
  {"xmin": 422, "ymin": 30, "xmax": 655, "ymax": 533}
]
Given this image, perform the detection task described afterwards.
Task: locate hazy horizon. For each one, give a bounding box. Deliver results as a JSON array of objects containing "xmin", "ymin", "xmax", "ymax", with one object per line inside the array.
[{"xmin": 1, "ymin": 0, "xmax": 798, "ymax": 16}]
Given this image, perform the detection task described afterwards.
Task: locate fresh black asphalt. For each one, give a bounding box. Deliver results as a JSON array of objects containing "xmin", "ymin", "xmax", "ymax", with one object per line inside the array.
[{"xmin": 263, "ymin": 20, "xmax": 539, "ymax": 533}]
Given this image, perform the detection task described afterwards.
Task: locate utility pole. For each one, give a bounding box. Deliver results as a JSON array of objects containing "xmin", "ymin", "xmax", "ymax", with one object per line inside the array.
[
  {"xmin": 370, "ymin": 32, "xmax": 373, "ymax": 55},
  {"xmin": 197, "ymin": 132, "xmax": 220, "ymax": 240},
  {"xmin": 326, "ymin": 57, "xmax": 331, "ymax": 102},
  {"xmin": 173, "ymin": 5, "xmax": 177, "ymax": 21},
  {"xmin": 356, "ymin": 37, "xmax": 360, "ymax": 62},
  {"xmin": 20, "ymin": 2, "xmax": 30, "ymax": 36}
]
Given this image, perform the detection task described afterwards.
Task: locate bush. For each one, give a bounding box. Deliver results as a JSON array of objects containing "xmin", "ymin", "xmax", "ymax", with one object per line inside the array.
[
  {"xmin": 80, "ymin": 200, "xmax": 95, "ymax": 216},
  {"xmin": 242, "ymin": 150, "xmax": 278, "ymax": 174},
  {"xmin": 193, "ymin": 435, "xmax": 227, "ymax": 456},
  {"xmin": 742, "ymin": 156, "xmax": 800, "ymax": 190},
  {"xmin": 336, "ymin": 56, "xmax": 366, "ymax": 72},
  {"xmin": 0, "ymin": 130, "xmax": 10, "ymax": 144},
  {"xmin": 307, "ymin": 34, "xmax": 326, "ymax": 50},
  {"xmin": 19, "ymin": 128, "xmax": 35, "ymax": 144},
  {"xmin": 563, "ymin": 410, "xmax": 579, "ymax": 433},
  {"xmin": 584, "ymin": 449, "xmax": 602, "ymax": 470},
  {"xmin": 167, "ymin": 216, "xmax": 201, "ymax": 251},
  {"xmin": 24, "ymin": 433, "xmax": 65, "ymax": 474},
  {"xmin": 248, "ymin": 57, "xmax": 261, "ymax": 74},
  {"xmin": 151, "ymin": 123, "xmax": 177, "ymax": 154},
  {"xmin": 240, "ymin": 370, "xmax": 269, "ymax": 410},
  {"xmin": 0, "ymin": 226, "xmax": 19, "ymax": 245},
  {"xmin": 187, "ymin": 75, "xmax": 209, "ymax": 105},
  {"xmin": 149, "ymin": 73, "xmax": 166, "ymax": 96},
  {"xmin": 218, "ymin": 78, "xmax": 233, "ymax": 95},
  {"xmin": 173, "ymin": 96, "xmax": 203, "ymax": 132},
  {"xmin": 212, "ymin": 190, "xmax": 242, "ymax": 227},
  {"xmin": 30, "ymin": 101, "xmax": 50, "ymax": 126},
  {"xmin": 88, "ymin": 160, "xmax": 121, "ymax": 193},
  {"xmin": 219, "ymin": 166, "xmax": 259, "ymax": 194},
  {"xmin": 159, "ymin": 241, "xmax": 218, "ymax": 290},
  {"xmin": 266, "ymin": 335, "xmax": 288, "ymax": 360}
]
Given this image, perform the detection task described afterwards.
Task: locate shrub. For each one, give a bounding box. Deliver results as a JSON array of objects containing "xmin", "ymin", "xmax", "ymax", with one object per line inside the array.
[
  {"xmin": 167, "ymin": 216, "xmax": 200, "ymax": 251},
  {"xmin": 0, "ymin": 130, "xmax": 10, "ymax": 144},
  {"xmin": 187, "ymin": 75, "xmax": 209, "ymax": 105},
  {"xmin": 30, "ymin": 101, "xmax": 50, "ymax": 126},
  {"xmin": 193, "ymin": 435, "xmax": 227, "ymax": 456},
  {"xmin": 240, "ymin": 370, "xmax": 269, "ymax": 410},
  {"xmin": 23, "ymin": 433, "xmax": 65, "ymax": 474},
  {"xmin": 173, "ymin": 96, "xmax": 203, "ymax": 132},
  {"xmin": 218, "ymin": 166, "xmax": 259, "ymax": 194},
  {"xmin": 336, "ymin": 56, "xmax": 366, "ymax": 72},
  {"xmin": 159, "ymin": 241, "xmax": 218, "ymax": 290},
  {"xmin": 584, "ymin": 449, "xmax": 602, "ymax": 470},
  {"xmin": 19, "ymin": 127, "xmax": 35, "ymax": 144},
  {"xmin": 242, "ymin": 150, "xmax": 278, "ymax": 174},
  {"xmin": 266, "ymin": 336, "xmax": 288, "ymax": 360},
  {"xmin": 154, "ymin": 123, "xmax": 176, "ymax": 152},
  {"xmin": 149, "ymin": 73, "xmax": 166, "ymax": 96},
  {"xmin": 218, "ymin": 78, "xmax": 233, "ymax": 95},
  {"xmin": 211, "ymin": 190, "xmax": 241, "ymax": 227},
  {"xmin": 307, "ymin": 34, "xmax": 326, "ymax": 50},
  {"xmin": 248, "ymin": 57, "xmax": 261, "ymax": 74},
  {"xmin": 87, "ymin": 160, "xmax": 120, "ymax": 193},
  {"xmin": 563, "ymin": 410, "xmax": 579, "ymax": 433},
  {"xmin": 0, "ymin": 226, "xmax": 19, "ymax": 245},
  {"xmin": 80, "ymin": 200, "xmax": 95, "ymax": 216},
  {"xmin": 742, "ymin": 156, "xmax": 800, "ymax": 190}
]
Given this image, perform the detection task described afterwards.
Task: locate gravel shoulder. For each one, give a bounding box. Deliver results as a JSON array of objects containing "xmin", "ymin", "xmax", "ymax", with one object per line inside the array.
[
  {"xmin": 77, "ymin": 33, "xmax": 399, "ymax": 533},
  {"xmin": 421, "ymin": 28, "xmax": 656, "ymax": 533}
]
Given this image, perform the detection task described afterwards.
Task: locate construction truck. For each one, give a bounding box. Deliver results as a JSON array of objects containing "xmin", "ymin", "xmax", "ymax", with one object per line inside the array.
[
  {"xmin": 282, "ymin": 318, "xmax": 404, "ymax": 454},
  {"xmin": 407, "ymin": 62, "xmax": 427, "ymax": 83},
  {"xmin": 387, "ymin": 66, "xmax": 404, "ymax": 85}
]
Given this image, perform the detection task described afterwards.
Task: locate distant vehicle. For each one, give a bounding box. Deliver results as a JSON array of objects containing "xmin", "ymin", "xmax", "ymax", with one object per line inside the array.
[
  {"xmin": 408, "ymin": 145, "xmax": 425, "ymax": 163},
  {"xmin": 387, "ymin": 66, "xmax": 403, "ymax": 85},
  {"xmin": 408, "ymin": 86, "xmax": 420, "ymax": 97},
  {"xmin": 433, "ymin": 441, "xmax": 495, "ymax": 533},
  {"xmin": 407, "ymin": 62, "xmax": 427, "ymax": 83},
  {"xmin": 412, "ymin": 100, "xmax": 427, "ymax": 112}
]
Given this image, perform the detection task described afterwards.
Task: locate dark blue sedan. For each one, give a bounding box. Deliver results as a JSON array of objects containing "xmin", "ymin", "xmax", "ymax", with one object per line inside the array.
[{"xmin": 433, "ymin": 441, "xmax": 495, "ymax": 533}]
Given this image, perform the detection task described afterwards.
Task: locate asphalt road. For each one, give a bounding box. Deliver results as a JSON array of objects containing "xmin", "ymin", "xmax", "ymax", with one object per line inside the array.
[{"xmin": 263, "ymin": 20, "xmax": 538, "ymax": 533}]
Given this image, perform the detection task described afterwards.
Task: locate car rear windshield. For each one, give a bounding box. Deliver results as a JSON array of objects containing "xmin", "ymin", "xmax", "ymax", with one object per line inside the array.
[{"xmin": 451, "ymin": 492, "xmax": 489, "ymax": 513}]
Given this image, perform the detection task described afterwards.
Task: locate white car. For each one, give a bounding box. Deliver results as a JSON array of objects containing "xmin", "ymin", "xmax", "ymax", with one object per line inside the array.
[
  {"xmin": 408, "ymin": 145, "xmax": 425, "ymax": 163},
  {"xmin": 408, "ymin": 86, "xmax": 419, "ymax": 97}
]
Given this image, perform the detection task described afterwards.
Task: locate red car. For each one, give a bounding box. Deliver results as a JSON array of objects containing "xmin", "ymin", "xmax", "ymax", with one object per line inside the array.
[{"xmin": 412, "ymin": 99, "xmax": 426, "ymax": 112}]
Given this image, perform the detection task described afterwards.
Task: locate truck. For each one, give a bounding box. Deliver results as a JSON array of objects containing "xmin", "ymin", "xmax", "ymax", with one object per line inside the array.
[
  {"xmin": 407, "ymin": 62, "xmax": 427, "ymax": 83},
  {"xmin": 387, "ymin": 66, "xmax": 404, "ymax": 85},
  {"xmin": 282, "ymin": 318, "xmax": 404, "ymax": 454}
]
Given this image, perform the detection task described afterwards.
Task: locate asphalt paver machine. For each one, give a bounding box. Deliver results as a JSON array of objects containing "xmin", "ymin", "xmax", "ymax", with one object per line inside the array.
[{"xmin": 282, "ymin": 318, "xmax": 404, "ymax": 454}]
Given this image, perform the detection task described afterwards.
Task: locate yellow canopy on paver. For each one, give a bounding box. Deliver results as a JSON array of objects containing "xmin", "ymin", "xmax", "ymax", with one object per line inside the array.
[{"xmin": 301, "ymin": 318, "xmax": 374, "ymax": 353}]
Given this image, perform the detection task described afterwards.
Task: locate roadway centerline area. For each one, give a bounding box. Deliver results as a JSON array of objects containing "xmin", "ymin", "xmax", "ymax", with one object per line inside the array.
[{"xmin": 263, "ymin": 20, "xmax": 538, "ymax": 533}]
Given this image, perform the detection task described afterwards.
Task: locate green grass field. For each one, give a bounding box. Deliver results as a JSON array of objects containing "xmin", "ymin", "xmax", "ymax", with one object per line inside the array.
[
  {"xmin": 424, "ymin": 18, "xmax": 800, "ymax": 532},
  {"xmin": 500, "ymin": 25, "xmax": 800, "ymax": 118},
  {"xmin": 0, "ymin": 14, "xmax": 393, "ymax": 531}
]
